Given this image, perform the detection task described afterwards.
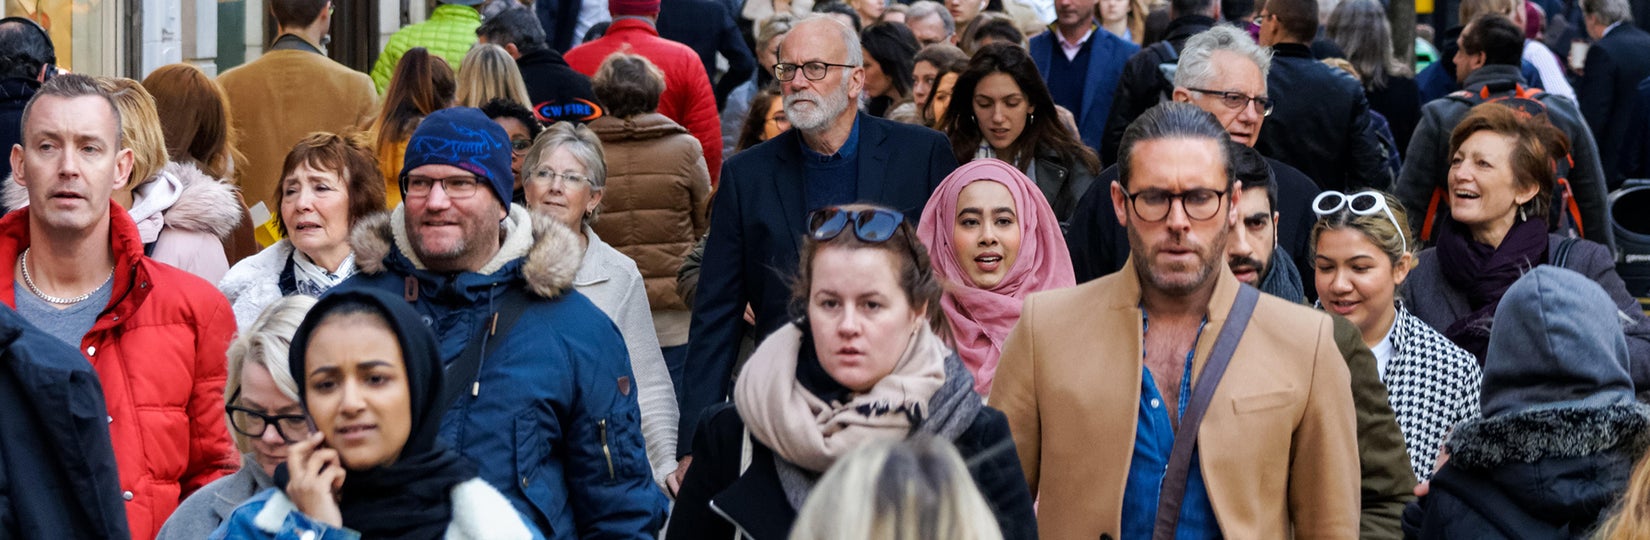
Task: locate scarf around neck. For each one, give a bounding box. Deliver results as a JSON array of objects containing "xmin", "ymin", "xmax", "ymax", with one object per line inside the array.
[
  {"xmin": 1436, "ymin": 217, "xmax": 1549, "ymax": 361},
  {"xmin": 281, "ymin": 289, "xmax": 478, "ymax": 539},
  {"xmin": 734, "ymin": 322, "xmax": 954, "ymax": 474},
  {"xmin": 917, "ymin": 159, "xmax": 1075, "ymax": 395},
  {"xmin": 291, "ymin": 249, "xmax": 356, "ymax": 298}
]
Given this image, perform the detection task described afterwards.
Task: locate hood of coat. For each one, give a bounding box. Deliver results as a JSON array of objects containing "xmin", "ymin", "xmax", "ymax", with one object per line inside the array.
[
  {"xmin": 588, "ymin": 112, "xmax": 691, "ymax": 144},
  {"xmin": 1, "ymin": 160, "xmax": 243, "ymax": 240},
  {"xmin": 350, "ymin": 203, "xmax": 579, "ymax": 300},
  {"xmin": 1443, "ymin": 402, "xmax": 1650, "ymax": 524}
]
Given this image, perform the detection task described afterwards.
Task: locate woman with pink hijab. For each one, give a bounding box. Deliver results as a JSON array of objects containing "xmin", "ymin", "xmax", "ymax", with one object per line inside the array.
[{"xmin": 917, "ymin": 158, "xmax": 1075, "ymax": 396}]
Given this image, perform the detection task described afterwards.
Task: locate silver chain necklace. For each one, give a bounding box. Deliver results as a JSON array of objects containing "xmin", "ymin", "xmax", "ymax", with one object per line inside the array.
[{"xmin": 20, "ymin": 248, "xmax": 113, "ymax": 305}]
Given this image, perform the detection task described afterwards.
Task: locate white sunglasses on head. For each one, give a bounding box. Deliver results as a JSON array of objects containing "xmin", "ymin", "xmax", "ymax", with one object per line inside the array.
[{"xmin": 1312, "ymin": 190, "xmax": 1407, "ymax": 254}]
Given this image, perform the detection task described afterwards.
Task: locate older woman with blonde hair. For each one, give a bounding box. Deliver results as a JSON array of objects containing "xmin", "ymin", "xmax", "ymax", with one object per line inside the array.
[
  {"xmin": 520, "ymin": 120, "xmax": 680, "ymax": 487},
  {"xmin": 790, "ymin": 437, "xmax": 1004, "ymax": 540},
  {"xmin": 3, "ymin": 76, "xmax": 243, "ymax": 282},
  {"xmin": 156, "ymin": 295, "xmax": 318, "ymax": 540},
  {"xmin": 455, "ymin": 43, "xmax": 533, "ymax": 109}
]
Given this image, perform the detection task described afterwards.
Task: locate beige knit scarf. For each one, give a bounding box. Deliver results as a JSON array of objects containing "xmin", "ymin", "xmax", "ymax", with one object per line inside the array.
[{"xmin": 733, "ymin": 322, "xmax": 949, "ymax": 473}]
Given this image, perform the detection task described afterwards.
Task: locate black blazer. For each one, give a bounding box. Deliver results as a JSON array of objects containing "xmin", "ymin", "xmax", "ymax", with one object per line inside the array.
[
  {"xmin": 1579, "ymin": 23, "xmax": 1650, "ymax": 188},
  {"xmin": 678, "ymin": 115, "xmax": 957, "ymax": 451},
  {"xmin": 1255, "ymin": 43, "xmax": 1393, "ymax": 192}
]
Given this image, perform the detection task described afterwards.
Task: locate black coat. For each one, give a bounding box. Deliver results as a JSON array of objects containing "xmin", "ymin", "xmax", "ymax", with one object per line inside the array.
[
  {"xmin": 1101, "ymin": 15, "xmax": 1217, "ymax": 165},
  {"xmin": 0, "ymin": 305, "xmax": 128, "ymax": 539},
  {"xmin": 1368, "ymin": 76, "xmax": 1422, "ymax": 158},
  {"xmin": 669, "ymin": 403, "xmax": 1037, "ymax": 540},
  {"xmin": 1255, "ymin": 43, "xmax": 1393, "ymax": 192},
  {"xmin": 515, "ymin": 48, "xmax": 600, "ymax": 122},
  {"xmin": 1402, "ymin": 402, "xmax": 1650, "ymax": 539},
  {"xmin": 657, "ymin": 0, "xmax": 755, "ymax": 110},
  {"xmin": 678, "ymin": 115, "xmax": 957, "ymax": 452},
  {"xmin": 1578, "ymin": 23, "xmax": 1650, "ymax": 188},
  {"xmin": 1065, "ymin": 158, "xmax": 1322, "ymax": 288}
]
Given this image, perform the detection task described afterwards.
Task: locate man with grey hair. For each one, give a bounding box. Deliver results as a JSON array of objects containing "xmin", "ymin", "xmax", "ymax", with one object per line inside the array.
[
  {"xmin": 1068, "ymin": 25, "xmax": 1323, "ymax": 286},
  {"xmin": 674, "ymin": 14, "xmax": 957, "ymax": 483},
  {"xmin": 906, "ymin": 1, "xmax": 956, "ymax": 45},
  {"xmin": 1578, "ymin": 0, "xmax": 1650, "ymax": 187},
  {"xmin": 995, "ymin": 101, "xmax": 1359, "ymax": 538}
]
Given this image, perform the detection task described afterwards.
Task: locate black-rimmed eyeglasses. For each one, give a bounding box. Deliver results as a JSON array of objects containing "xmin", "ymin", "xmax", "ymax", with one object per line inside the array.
[
  {"xmin": 775, "ymin": 61, "xmax": 857, "ymax": 82},
  {"xmin": 225, "ymin": 389, "xmax": 314, "ymax": 443},
  {"xmin": 1120, "ymin": 187, "xmax": 1229, "ymax": 222},
  {"xmin": 1186, "ymin": 88, "xmax": 1274, "ymax": 116}
]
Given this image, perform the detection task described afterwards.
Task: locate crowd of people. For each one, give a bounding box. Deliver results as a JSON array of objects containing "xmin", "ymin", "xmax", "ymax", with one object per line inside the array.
[{"xmin": 2, "ymin": 0, "xmax": 1650, "ymax": 537}]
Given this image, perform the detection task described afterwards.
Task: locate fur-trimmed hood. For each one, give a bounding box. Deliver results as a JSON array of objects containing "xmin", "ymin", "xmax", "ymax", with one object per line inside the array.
[
  {"xmin": 349, "ymin": 204, "xmax": 581, "ymax": 299},
  {"xmin": 1, "ymin": 160, "xmax": 243, "ymax": 240}
]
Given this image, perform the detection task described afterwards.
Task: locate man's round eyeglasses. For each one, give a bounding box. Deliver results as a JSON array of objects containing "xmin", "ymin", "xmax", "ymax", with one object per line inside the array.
[
  {"xmin": 224, "ymin": 389, "xmax": 314, "ymax": 443},
  {"xmin": 1120, "ymin": 187, "xmax": 1229, "ymax": 222},
  {"xmin": 1186, "ymin": 88, "xmax": 1274, "ymax": 116},
  {"xmin": 775, "ymin": 61, "xmax": 857, "ymax": 82}
]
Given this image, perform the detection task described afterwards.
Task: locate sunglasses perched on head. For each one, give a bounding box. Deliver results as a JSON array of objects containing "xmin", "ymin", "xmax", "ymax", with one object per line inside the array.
[
  {"xmin": 807, "ymin": 207, "xmax": 907, "ymax": 243},
  {"xmin": 1312, "ymin": 190, "xmax": 1408, "ymax": 254}
]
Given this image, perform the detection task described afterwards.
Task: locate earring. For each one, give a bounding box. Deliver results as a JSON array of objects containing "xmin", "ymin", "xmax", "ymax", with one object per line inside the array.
[
  {"xmin": 1519, "ymin": 206, "xmax": 1528, "ymax": 222},
  {"xmin": 1028, "ymin": 113, "xmax": 1035, "ymax": 123}
]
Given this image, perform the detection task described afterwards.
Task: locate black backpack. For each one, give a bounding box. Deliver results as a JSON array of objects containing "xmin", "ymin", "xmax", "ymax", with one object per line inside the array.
[{"xmin": 1419, "ymin": 82, "xmax": 1585, "ymax": 242}]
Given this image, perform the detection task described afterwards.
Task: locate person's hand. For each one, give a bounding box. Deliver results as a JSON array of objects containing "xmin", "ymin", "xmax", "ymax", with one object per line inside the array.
[
  {"xmin": 285, "ymin": 432, "xmax": 346, "ymax": 527},
  {"xmin": 667, "ymin": 455, "xmax": 694, "ymax": 498},
  {"xmin": 1414, "ymin": 445, "xmax": 1451, "ymax": 497},
  {"xmin": 743, "ymin": 304, "xmax": 755, "ymax": 326}
]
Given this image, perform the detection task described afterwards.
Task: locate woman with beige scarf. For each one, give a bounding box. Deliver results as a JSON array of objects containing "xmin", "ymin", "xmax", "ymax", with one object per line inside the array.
[{"xmin": 666, "ymin": 204, "xmax": 1036, "ymax": 540}]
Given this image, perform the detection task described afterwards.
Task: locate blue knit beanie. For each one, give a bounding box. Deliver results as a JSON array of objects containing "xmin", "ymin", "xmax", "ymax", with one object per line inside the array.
[{"xmin": 402, "ymin": 107, "xmax": 514, "ymax": 206}]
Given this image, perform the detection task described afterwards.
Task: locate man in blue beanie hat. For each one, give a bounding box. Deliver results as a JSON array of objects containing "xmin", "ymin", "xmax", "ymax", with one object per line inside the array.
[
  {"xmin": 332, "ymin": 106, "xmax": 670, "ymax": 537},
  {"xmin": 1402, "ymin": 265, "xmax": 1650, "ymax": 538}
]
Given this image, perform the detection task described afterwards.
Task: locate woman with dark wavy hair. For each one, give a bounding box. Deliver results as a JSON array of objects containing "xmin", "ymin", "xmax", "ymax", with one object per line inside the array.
[
  {"xmin": 860, "ymin": 22, "xmax": 919, "ymax": 118},
  {"xmin": 938, "ymin": 43, "xmax": 1099, "ymax": 230}
]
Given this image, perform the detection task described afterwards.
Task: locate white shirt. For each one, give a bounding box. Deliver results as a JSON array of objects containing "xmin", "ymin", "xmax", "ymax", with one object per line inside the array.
[
  {"xmin": 575, "ymin": 0, "xmax": 612, "ymax": 43},
  {"xmin": 1059, "ymin": 26, "xmax": 1095, "ymax": 62},
  {"xmin": 1524, "ymin": 40, "xmax": 1576, "ymax": 100},
  {"xmin": 1372, "ymin": 319, "xmax": 1397, "ymax": 379}
]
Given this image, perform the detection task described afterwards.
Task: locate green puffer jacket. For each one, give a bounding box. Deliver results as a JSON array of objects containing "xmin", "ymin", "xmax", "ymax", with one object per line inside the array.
[{"xmin": 370, "ymin": 3, "xmax": 481, "ymax": 92}]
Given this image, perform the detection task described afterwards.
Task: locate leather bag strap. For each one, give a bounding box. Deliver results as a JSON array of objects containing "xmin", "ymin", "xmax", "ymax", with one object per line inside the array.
[{"xmin": 1152, "ymin": 285, "xmax": 1260, "ymax": 540}]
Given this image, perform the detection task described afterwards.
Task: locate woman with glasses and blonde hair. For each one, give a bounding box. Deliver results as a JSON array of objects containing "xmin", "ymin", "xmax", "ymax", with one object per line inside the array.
[
  {"xmin": 668, "ymin": 204, "xmax": 1036, "ymax": 540},
  {"xmin": 157, "ymin": 295, "xmax": 318, "ymax": 540},
  {"xmin": 790, "ymin": 437, "xmax": 1004, "ymax": 540},
  {"xmin": 1400, "ymin": 103, "xmax": 1650, "ymax": 381},
  {"xmin": 455, "ymin": 43, "xmax": 533, "ymax": 109},
  {"xmin": 519, "ymin": 119, "xmax": 681, "ymax": 487},
  {"xmin": 1311, "ymin": 190, "xmax": 1480, "ymax": 482},
  {"xmin": 587, "ymin": 52, "xmax": 711, "ymax": 436}
]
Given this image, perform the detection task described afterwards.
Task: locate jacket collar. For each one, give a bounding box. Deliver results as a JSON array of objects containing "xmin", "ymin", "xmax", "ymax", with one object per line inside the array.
[
  {"xmin": 517, "ymin": 47, "xmax": 574, "ymax": 69},
  {"xmin": 268, "ymin": 33, "xmax": 323, "ymax": 53},
  {"xmin": 769, "ymin": 113, "xmax": 892, "ymax": 253},
  {"xmin": 1101, "ymin": 257, "xmax": 1245, "ymax": 375},
  {"xmin": 606, "ymin": 17, "xmax": 661, "ymax": 37},
  {"xmin": 1462, "ymin": 64, "xmax": 1527, "ymax": 89},
  {"xmin": 0, "ymin": 201, "xmax": 152, "ymax": 325},
  {"xmin": 251, "ymin": 478, "xmax": 537, "ymax": 539},
  {"xmin": 213, "ymin": 454, "xmax": 275, "ymax": 521},
  {"xmin": 1449, "ymin": 402, "xmax": 1650, "ymax": 470},
  {"xmin": 1270, "ymin": 42, "xmax": 1315, "ymax": 59},
  {"xmin": 350, "ymin": 204, "xmax": 579, "ymax": 301},
  {"xmin": 430, "ymin": 3, "xmax": 482, "ymax": 23}
]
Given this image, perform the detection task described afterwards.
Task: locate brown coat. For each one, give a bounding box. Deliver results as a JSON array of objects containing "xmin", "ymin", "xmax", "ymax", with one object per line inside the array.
[
  {"xmin": 992, "ymin": 260, "xmax": 1361, "ymax": 539},
  {"xmin": 588, "ymin": 113, "xmax": 711, "ymax": 312},
  {"xmin": 218, "ymin": 43, "xmax": 378, "ymax": 213}
]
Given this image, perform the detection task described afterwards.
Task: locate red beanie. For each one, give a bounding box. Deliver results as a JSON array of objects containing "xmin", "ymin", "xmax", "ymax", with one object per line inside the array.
[{"xmin": 610, "ymin": 0, "xmax": 661, "ymax": 17}]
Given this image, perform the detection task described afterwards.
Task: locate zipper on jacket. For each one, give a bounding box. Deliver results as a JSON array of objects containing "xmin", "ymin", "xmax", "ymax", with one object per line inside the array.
[
  {"xmin": 709, "ymin": 499, "xmax": 755, "ymax": 539},
  {"xmin": 599, "ymin": 419, "xmax": 616, "ymax": 480}
]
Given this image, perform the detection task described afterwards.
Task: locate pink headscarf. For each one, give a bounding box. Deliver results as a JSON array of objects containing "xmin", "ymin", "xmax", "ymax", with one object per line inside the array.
[{"xmin": 917, "ymin": 159, "xmax": 1075, "ymax": 395}]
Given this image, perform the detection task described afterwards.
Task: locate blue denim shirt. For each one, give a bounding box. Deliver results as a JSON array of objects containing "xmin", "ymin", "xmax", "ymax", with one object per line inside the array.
[{"xmin": 1119, "ymin": 313, "xmax": 1221, "ymax": 539}]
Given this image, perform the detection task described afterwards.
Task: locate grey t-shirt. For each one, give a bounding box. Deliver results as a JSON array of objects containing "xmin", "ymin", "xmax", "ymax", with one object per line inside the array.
[{"xmin": 15, "ymin": 278, "xmax": 114, "ymax": 349}]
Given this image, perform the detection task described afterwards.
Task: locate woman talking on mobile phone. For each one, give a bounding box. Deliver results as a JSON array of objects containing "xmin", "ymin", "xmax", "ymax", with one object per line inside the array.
[{"xmin": 210, "ymin": 289, "xmax": 544, "ymax": 540}]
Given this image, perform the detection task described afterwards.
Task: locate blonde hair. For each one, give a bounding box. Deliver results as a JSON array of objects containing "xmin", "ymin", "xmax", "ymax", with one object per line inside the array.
[
  {"xmin": 224, "ymin": 295, "xmax": 317, "ymax": 452},
  {"xmin": 789, "ymin": 437, "xmax": 1004, "ymax": 540},
  {"xmin": 97, "ymin": 77, "xmax": 168, "ymax": 188},
  {"xmin": 1310, "ymin": 190, "xmax": 1414, "ymax": 265},
  {"xmin": 1593, "ymin": 452, "xmax": 1650, "ymax": 539},
  {"xmin": 455, "ymin": 43, "xmax": 532, "ymax": 110}
]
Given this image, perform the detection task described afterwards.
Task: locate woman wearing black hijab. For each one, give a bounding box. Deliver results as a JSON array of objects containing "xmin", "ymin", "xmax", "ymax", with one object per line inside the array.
[{"xmin": 210, "ymin": 289, "xmax": 544, "ymax": 540}]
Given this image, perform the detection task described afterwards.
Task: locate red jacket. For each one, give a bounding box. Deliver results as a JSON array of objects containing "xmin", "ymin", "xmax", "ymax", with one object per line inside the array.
[
  {"xmin": 566, "ymin": 17, "xmax": 724, "ymax": 185},
  {"xmin": 0, "ymin": 203, "xmax": 238, "ymax": 539}
]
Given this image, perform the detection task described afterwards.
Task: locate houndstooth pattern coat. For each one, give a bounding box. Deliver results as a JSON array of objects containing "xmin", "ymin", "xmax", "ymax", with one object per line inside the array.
[{"xmin": 1385, "ymin": 304, "xmax": 1483, "ymax": 481}]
